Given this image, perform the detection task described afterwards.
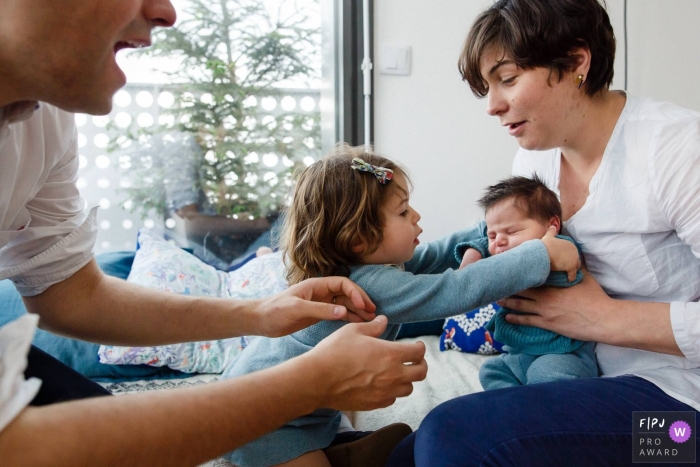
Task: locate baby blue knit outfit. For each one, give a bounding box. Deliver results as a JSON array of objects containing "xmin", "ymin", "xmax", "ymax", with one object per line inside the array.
[
  {"xmin": 222, "ymin": 223, "xmax": 553, "ymax": 467},
  {"xmin": 455, "ymin": 235, "xmax": 598, "ymax": 390}
]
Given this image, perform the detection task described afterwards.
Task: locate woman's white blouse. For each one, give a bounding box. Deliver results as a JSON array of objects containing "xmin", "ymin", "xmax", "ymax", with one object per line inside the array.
[{"xmin": 513, "ymin": 94, "xmax": 700, "ymax": 411}]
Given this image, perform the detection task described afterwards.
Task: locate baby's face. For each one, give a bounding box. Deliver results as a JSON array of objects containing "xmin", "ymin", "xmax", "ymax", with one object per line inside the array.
[{"xmin": 484, "ymin": 198, "xmax": 553, "ymax": 255}]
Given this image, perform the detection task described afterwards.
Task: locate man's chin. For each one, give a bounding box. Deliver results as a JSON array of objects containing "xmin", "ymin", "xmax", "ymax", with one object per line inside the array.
[{"xmin": 57, "ymin": 93, "xmax": 115, "ymax": 116}]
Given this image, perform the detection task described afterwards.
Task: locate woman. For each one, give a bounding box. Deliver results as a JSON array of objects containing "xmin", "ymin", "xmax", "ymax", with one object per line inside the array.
[{"xmin": 388, "ymin": 0, "xmax": 700, "ymax": 465}]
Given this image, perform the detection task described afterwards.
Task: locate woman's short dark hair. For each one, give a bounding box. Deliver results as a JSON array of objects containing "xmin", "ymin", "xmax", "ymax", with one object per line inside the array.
[{"xmin": 459, "ymin": 0, "xmax": 616, "ymax": 98}]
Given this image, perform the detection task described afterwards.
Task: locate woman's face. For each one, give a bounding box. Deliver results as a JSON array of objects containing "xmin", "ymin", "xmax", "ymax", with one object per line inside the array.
[
  {"xmin": 478, "ymin": 47, "xmax": 584, "ymax": 151},
  {"xmin": 0, "ymin": 0, "xmax": 176, "ymax": 114}
]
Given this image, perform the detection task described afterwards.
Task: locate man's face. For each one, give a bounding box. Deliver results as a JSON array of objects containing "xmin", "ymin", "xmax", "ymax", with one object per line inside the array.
[{"xmin": 0, "ymin": 0, "xmax": 176, "ymax": 115}]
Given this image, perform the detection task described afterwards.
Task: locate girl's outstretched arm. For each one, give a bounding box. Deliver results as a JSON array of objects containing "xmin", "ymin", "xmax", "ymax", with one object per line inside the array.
[{"xmin": 352, "ymin": 237, "xmax": 552, "ymax": 324}]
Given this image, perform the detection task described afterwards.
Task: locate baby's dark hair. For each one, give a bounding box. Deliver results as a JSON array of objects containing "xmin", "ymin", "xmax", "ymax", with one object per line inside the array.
[
  {"xmin": 280, "ymin": 143, "xmax": 410, "ymax": 285},
  {"xmin": 478, "ymin": 175, "xmax": 561, "ymax": 228}
]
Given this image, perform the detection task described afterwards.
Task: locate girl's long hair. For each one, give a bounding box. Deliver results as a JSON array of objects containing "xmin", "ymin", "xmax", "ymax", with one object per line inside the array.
[{"xmin": 280, "ymin": 143, "xmax": 409, "ymax": 285}]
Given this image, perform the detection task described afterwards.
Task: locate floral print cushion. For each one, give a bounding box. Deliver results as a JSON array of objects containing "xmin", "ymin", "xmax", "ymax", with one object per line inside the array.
[
  {"xmin": 440, "ymin": 303, "xmax": 505, "ymax": 355},
  {"xmin": 98, "ymin": 230, "xmax": 288, "ymax": 373}
]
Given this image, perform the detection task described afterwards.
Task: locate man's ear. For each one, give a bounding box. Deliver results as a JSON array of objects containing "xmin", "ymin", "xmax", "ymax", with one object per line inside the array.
[{"xmin": 549, "ymin": 216, "xmax": 562, "ymax": 234}]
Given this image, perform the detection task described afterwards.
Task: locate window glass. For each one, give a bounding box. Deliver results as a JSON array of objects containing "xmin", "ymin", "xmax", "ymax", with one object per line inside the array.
[{"xmin": 78, "ymin": 0, "xmax": 324, "ymax": 268}]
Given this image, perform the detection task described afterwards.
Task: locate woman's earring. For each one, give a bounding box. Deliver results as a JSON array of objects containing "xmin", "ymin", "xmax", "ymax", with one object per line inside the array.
[{"xmin": 575, "ymin": 74, "xmax": 584, "ymax": 90}]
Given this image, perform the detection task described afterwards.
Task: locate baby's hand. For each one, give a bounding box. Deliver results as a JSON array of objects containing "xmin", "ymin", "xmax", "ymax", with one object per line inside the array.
[
  {"xmin": 540, "ymin": 226, "xmax": 580, "ymax": 281},
  {"xmin": 459, "ymin": 248, "xmax": 482, "ymax": 269}
]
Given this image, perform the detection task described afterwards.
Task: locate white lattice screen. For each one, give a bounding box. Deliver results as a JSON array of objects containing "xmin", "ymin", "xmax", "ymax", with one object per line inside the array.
[{"xmin": 76, "ymin": 84, "xmax": 320, "ymax": 256}]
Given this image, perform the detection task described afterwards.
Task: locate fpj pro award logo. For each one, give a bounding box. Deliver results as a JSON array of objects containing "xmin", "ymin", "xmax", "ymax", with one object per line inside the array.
[{"xmin": 633, "ymin": 411, "xmax": 696, "ymax": 463}]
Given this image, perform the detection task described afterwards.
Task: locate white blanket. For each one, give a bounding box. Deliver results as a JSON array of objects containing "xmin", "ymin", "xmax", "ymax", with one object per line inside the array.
[
  {"xmin": 352, "ymin": 335, "xmax": 491, "ymax": 431},
  {"xmin": 100, "ymin": 336, "xmax": 492, "ymax": 467}
]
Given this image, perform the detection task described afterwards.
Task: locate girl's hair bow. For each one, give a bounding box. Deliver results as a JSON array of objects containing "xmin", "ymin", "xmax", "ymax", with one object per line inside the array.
[{"xmin": 350, "ymin": 158, "xmax": 393, "ymax": 184}]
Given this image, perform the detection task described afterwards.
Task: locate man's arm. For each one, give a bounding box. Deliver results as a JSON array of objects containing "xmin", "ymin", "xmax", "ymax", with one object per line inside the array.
[
  {"xmin": 0, "ymin": 316, "xmax": 428, "ymax": 467},
  {"xmin": 23, "ymin": 259, "xmax": 376, "ymax": 345}
]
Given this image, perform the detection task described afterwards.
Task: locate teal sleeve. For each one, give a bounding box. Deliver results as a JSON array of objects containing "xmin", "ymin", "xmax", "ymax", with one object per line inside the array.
[
  {"xmin": 404, "ymin": 221, "xmax": 487, "ymax": 275},
  {"xmin": 350, "ymin": 239, "xmax": 551, "ymax": 324},
  {"xmin": 454, "ymin": 237, "xmax": 490, "ymax": 263},
  {"xmin": 545, "ymin": 235, "xmax": 584, "ymax": 287}
]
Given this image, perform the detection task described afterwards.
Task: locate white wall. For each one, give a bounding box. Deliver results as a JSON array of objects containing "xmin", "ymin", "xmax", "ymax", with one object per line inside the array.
[{"xmin": 373, "ymin": 0, "xmax": 700, "ymax": 241}]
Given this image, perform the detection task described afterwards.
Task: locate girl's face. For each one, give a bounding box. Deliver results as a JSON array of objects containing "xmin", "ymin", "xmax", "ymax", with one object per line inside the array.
[
  {"xmin": 478, "ymin": 47, "xmax": 585, "ymax": 151},
  {"xmin": 362, "ymin": 173, "xmax": 423, "ymax": 265}
]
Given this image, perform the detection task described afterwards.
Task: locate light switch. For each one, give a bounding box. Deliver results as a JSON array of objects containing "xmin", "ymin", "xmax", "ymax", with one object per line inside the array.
[{"xmin": 380, "ymin": 44, "xmax": 411, "ymax": 76}]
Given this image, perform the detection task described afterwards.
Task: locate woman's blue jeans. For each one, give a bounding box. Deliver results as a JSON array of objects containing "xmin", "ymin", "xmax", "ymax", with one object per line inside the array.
[{"xmin": 387, "ymin": 376, "xmax": 699, "ymax": 466}]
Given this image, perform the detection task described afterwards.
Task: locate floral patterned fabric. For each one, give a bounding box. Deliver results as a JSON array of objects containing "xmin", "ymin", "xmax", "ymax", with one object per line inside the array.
[
  {"xmin": 97, "ymin": 230, "xmax": 288, "ymax": 373},
  {"xmin": 440, "ymin": 303, "xmax": 505, "ymax": 355}
]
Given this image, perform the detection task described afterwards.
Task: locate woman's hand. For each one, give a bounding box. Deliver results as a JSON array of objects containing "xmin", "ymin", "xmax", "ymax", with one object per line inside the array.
[
  {"xmin": 253, "ymin": 276, "xmax": 377, "ymax": 337},
  {"xmin": 459, "ymin": 248, "xmax": 483, "ymax": 269},
  {"xmin": 498, "ymin": 270, "xmax": 611, "ymax": 341},
  {"xmin": 540, "ymin": 226, "xmax": 580, "ymax": 281},
  {"xmin": 305, "ymin": 315, "xmax": 428, "ymax": 411}
]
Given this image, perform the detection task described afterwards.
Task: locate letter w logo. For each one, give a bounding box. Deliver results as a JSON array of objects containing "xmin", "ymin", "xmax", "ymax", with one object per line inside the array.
[{"xmin": 674, "ymin": 427, "xmax": 687, "ymax": 437}]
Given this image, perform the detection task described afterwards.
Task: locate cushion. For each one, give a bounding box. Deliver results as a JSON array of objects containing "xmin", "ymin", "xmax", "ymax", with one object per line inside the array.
[
  {"xmin": 98, "ymin": 230, "xmax": 288, "ymax": 373},
  {"xmin": 0, "ymin": 253, "xmax": 187, "ymax": 383},
  {"xmin": 440, "ymin": 303, "xmax": 504, "ymax": 355}
]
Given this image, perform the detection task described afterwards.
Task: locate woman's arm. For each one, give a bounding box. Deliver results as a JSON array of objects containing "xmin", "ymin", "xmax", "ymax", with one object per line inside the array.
[
  {"xmin": 0, "ymin": 316, "xmax": 428, "ymax": 467},
  {"xmin": 498, "ymin": 271, "xmax": 683, "ymax": 356}
]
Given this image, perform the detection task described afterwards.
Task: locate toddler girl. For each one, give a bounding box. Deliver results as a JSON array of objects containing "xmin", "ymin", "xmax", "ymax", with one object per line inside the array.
[{"xmin": 222, "ymin": 144, "xmax": 579, "ymax": 467}]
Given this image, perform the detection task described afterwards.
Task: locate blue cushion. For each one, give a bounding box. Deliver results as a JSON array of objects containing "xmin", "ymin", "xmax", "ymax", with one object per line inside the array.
[
  {"xmin": 0, "ymin": 252, "xmax": 187, "ymax": 382},
  {"xmin": 94, "ymin": 250, "xmax": 135, "ymax": 279},
  {"xmin": 439, "ymin": 303, "xmax": 505, "ymax": 355}
]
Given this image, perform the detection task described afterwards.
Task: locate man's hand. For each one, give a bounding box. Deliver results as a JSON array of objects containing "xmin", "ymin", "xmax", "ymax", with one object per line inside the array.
[
  {"xmin": 305, "ymin": 315, "xmax": 428, "ymax": 411},
  {"xmin": 459, "ymin": 248, "xmax": 482, "ymax": 269},
  {"xmin": 540, "ymin": 226, "xmax": 580, "ymax": 281},
  {"xmin": 253, "ymin": 277, "xmax": 377, "ymax": 337}
]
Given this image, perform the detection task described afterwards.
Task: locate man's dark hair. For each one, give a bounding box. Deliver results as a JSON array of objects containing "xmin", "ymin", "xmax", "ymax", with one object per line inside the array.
[
  {"xmin": 459, "ymin": 0, "xmax": 616, "ymax": 97},
  {"xmin": 478, "ymin": 175, "xmax": 561, "ymax": 227}
]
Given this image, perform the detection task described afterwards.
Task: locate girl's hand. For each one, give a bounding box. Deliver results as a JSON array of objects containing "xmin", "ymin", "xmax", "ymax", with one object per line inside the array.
[
  {"xmin": 459, "ymin": 248, "xmax": 482, "ymax": 269},
  {"xmin": 540, "ymin": 226, "xmax": 580, "ymax": 281}
]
